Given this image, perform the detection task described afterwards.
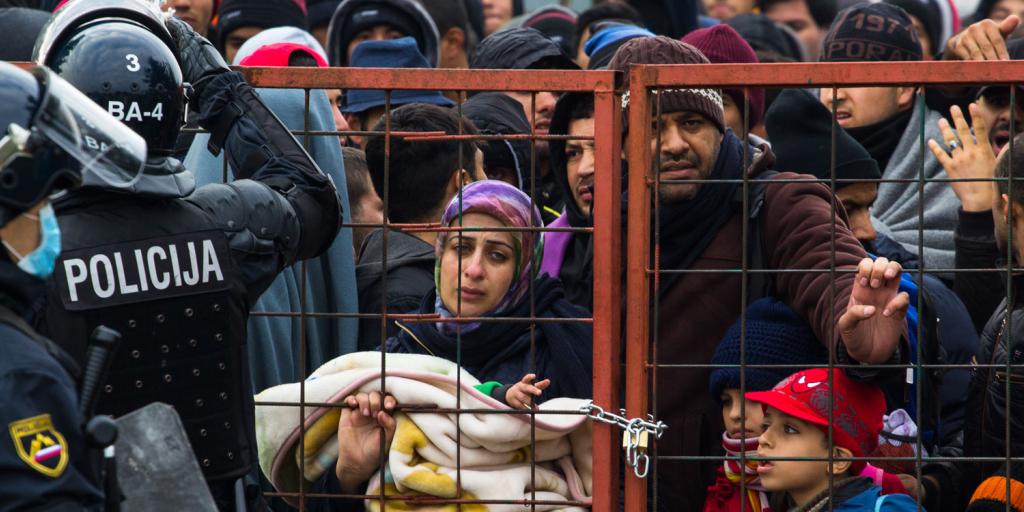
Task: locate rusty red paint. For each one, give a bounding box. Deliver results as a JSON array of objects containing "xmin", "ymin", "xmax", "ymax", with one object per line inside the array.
[{"xmin": 241, "ymin": 66, "xmax": 619, "ymax": 93}]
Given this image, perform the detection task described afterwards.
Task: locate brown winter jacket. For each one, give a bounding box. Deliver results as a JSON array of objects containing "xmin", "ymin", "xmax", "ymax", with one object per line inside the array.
[{"xmin": 653, "ymin": 145, "xmax": 869, "ymax": 509}]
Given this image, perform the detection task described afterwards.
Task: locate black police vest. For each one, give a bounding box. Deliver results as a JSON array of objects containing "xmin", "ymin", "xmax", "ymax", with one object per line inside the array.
[{"xmin": 44, "ymin": 194, "xmax": 255, "ymax": 482}]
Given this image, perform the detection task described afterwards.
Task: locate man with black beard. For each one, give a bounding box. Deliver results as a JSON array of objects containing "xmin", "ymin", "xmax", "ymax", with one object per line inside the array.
[
  {"xmin": 539, "ymin": 92, "xmax": 596, "ymax": 309},
  {"xmin": 608, "ymin": 36, "xmax": 910, "ymax": 509},
  {"xmin": 968, "ymin": 40, "xmax": 1024, "ymax": 156}
]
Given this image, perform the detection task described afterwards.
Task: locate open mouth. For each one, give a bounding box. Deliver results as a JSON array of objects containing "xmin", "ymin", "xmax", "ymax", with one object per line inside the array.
[
  {"xmin": 835, "ymin": 111, "xmax": 852, "ymax": 124},
  {"xmin": 992, "ymin": 126, "xmax": 1012, "ymax": 153},
  {"xmin": 756, "ymin": 461, "xmax": 774, "ymax": 474}
]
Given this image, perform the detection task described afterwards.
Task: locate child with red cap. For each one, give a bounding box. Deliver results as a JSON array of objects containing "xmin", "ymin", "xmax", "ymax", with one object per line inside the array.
[{"xmin": 746, "ymin": 368, "xmax": 923, "ymax": 511}]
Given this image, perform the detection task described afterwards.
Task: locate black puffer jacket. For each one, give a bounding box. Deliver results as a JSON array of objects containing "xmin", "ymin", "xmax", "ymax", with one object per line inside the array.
[
  {"xmin": 963, "ymin": 279, "xmax": 1024, "ymax": 496},
  {"xmin": 958, "ymin": 207, "xmax": 1023, "ymax": 507}
]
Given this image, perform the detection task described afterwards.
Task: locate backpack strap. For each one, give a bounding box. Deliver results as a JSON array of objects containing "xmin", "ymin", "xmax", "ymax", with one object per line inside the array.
[{"xmin": 874, "ymin": 494, "xmax": 890, "ymax": 512}]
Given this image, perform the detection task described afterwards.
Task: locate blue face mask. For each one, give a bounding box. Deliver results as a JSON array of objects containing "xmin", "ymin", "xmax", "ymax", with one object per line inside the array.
[{"xmin": 2, "ymin": 204, "xmax": 61, "ymax": 279}]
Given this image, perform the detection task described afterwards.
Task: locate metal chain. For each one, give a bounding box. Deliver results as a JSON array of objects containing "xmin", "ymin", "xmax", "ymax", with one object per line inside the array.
[{"xmin": 579, "ymin": 403, "xmax": 668, "ymax": 479}]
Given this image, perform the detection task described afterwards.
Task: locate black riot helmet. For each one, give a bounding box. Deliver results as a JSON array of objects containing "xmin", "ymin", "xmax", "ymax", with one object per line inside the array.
[
  {"xmin": 0, "ymin": 62, "xmax": 147, "ymax": 226},
  {"xmin": 34, "ymin": 0, "xmax": 185, "ymax": 157}
]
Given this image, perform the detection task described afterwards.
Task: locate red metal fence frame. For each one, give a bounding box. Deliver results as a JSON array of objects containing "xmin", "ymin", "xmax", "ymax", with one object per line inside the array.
[
  {"xmin": 244, "ymin": 66, "xmax": 625, "ymax": 511},
  {"xmin": 623, "ymin": 60, "xmax": 1024, "ymax": 511}
]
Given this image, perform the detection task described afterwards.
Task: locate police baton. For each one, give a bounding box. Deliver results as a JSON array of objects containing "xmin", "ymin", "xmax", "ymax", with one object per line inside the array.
[
  {"xmin": 80, "ymin": 326, "xmax": 122, "ymax": 512},
  {"xmin": 79, "ymin": 326, "xmax": 121, "ymax": 418}
]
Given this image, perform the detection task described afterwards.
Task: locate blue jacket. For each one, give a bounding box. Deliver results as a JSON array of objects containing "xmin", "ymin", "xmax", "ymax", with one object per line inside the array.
[{"xmin": 839, "ymin": 485, "xmax": 922, "ymax": 511}]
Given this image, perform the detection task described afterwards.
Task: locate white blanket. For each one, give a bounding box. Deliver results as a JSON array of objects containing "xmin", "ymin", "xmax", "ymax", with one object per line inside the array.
[{"xmin": 255, "ymin": 352, "xmax": 593, "ymax": 511}]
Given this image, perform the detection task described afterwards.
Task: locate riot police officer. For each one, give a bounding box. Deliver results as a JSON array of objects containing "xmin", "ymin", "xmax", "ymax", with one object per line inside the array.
[
  {"xmin": 0, "ymin": 60, "xmax": 148, "ymax": 510},
  {"xmin": 33, "ymin": 1, "xmax": 342, "ymax": 509}
]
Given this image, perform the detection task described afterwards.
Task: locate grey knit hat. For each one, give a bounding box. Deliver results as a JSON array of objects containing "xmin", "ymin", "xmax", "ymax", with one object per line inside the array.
[{"xmin": 607, "ymin": 36, "xmax": 725, "ymax": 133}]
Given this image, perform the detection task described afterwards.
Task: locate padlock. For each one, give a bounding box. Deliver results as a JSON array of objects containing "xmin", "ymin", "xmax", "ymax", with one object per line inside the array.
[{"xmin": 622, "ymin": 429, "xmax": 649, "ymax": 451}]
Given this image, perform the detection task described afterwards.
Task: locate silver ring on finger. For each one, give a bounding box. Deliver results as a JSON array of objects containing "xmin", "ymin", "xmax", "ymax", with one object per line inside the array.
[{"xmin": 948, "ymin": 139, "xmax": 961, "ymax": 151}]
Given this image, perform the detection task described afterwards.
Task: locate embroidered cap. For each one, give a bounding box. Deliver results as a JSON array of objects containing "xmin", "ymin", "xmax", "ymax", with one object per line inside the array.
[{"xmin": 746, "ymin": 368, "xmax": 886, "ymax": 472}]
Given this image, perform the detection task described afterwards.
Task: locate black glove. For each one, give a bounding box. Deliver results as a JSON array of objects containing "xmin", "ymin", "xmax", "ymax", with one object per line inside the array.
[{"xmin": 165, "ymin": 17, "xmax": 230, "ymax": 102}]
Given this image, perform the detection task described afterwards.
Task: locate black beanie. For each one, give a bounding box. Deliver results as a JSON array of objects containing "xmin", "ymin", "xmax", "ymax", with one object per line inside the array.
[
  {"xmin": 327, "ymin": 0, "xmax": 439, "ymax": 66},
  {"xmin": 217, "ymin": 0, "xmax": 308, "ymax": 50},
  {"xmin": 765, "ymin": 89, "xmax": 881, "ymax": 187},
  {"xmin": 307, "ymin": 0, "xmax": 341, "ymax": 29},
  {"xmin": 762, "ymin": 0, "xmax": 838, "ymax": 28},
  {"xmin": 883, "ymin": 0, "xmax": 941, "ymax": 56},
  {"xmin": 805, "ymin": 0, "xmax": 839, "ymax": 27},
  {"xmin": 821, "ymin": 3, "xmax": 922, "ymax": 62},
  {"xmin": 725, "ymin": 14, "xmax": 806, "ymax": 61}
]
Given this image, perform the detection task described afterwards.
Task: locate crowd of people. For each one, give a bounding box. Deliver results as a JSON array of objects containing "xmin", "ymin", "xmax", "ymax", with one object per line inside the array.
[{"xmin": 2, "ymin": 0, "xmax": 1024, "ymax": 510}]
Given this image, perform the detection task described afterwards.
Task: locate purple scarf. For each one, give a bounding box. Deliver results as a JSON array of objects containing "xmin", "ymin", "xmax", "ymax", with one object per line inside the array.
[{"xmin": 434, "ymin": 180, "xmax": 544, "ymax": 334}]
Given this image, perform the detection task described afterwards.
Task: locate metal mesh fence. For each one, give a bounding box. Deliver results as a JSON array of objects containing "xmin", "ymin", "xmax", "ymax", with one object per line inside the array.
[
  {"xmin": 624, "ymin": 60, "xmax": 1024, "ymax": 512},
  {"xmin": 234, "ymin": 66, "xmax": 624, "ymax": 511},
  {"xmin": 23, "ymin": 56, "xmax": 1021, "ymax": 510}
]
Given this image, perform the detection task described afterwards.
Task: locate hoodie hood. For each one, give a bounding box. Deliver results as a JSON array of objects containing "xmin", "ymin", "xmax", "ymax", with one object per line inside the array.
[
  {"xmin": 548, "ymin": 92, "xmax": 591, "ymax": 228},
  {"xmin": 470, "ymin": 26, "xmax": 579, "ymax": 70},
  {"xmin": 462, "ymin": 92, "xmax": 532, "ymax": 191},
  {"xmin": 326, "ymin": 0, "xmax": 440, "ymax": 66}
]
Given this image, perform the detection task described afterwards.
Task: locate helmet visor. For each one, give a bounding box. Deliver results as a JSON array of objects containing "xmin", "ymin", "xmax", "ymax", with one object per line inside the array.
[{"xmin": 34, "ymin": 71, "xmax": 146, "ymax": 189}]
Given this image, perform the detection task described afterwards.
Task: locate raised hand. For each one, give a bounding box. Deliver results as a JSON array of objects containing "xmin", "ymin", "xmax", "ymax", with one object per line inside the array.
[
  {"xmin": 335, "ymin": 391, "xmax": 397, "ymax": 493},
  {"xmin": 838, "ymin": 257, "xmax": 910, "ymax": 364},
  {"xmin": 944, "ymin": 15, "xmax": 1020, "ymax": 61},
  {"xmin": 928, "ymin": 104, "xmax": 997, "ymax": 212},
  {"xmin": 505, "ymin": 374, "xmax": 551, "ymax": 410}
]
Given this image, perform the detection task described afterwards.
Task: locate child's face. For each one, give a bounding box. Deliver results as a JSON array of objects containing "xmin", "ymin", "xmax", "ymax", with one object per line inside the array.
[
  {"xmin": 720, "ymin": 389, "xmax": 765, "ymax": 440},
  {"xmin": 755, "ymin": 407, "xmax": 832, "ymax": 507}
]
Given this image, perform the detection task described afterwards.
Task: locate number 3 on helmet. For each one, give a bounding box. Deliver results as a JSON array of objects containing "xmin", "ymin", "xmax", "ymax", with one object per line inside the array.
[{"xmin": 33, "ymin": 0, "xmax": 186, "ymax": 157}]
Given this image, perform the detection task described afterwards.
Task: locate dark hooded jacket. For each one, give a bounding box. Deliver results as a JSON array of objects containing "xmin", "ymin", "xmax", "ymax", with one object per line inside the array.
[
  {"xmin": 386, "ymin": 275, "xmax": 593, "ymax": 401},
  {"xmin": 541, "ymin": 92, "xmax": 595, "ymax": 310},
  {"xmin": 462, "ymin": 92, "xmax": 531, "ymax": 191},
  {"xmin": 469, "ymin": 26, "xmax": 577, "ymax": 70},
  {"xmin": 623, "ymin": 0, "xmax": 697, "ymax": 39},
  {"xmin": 355, "ymin": 228, "xmax": 436, "ymax": 351}
]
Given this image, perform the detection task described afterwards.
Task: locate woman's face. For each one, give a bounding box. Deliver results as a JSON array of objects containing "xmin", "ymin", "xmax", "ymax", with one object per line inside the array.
[{"xmin": 439, "ymin": 212, "xmax": 518, "ymax": 319}]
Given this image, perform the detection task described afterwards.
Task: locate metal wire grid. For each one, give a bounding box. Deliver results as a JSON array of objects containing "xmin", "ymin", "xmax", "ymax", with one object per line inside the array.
[
  {"xmin": 231, "ymin": 66, "xmax": 623, "ymax": 511},
  {"xmin": 624, "ymin": 60, "xmax": 1024, "ymax": 512}
]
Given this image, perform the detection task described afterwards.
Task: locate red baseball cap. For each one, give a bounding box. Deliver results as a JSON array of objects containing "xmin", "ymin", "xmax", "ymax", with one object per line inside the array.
[
  {"xmin": 238, "ymin": 43, "xmax": 328, "ymax": 68},
  {"xmin": 746, "ymin": 368, "xmax": 885, "ymax": 469}
]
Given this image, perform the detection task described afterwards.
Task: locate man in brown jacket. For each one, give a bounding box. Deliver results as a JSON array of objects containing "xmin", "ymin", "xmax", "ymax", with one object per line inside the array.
[{"xmin": 608, "ymin": 36, "xmax": 911, "ymax": 508}]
